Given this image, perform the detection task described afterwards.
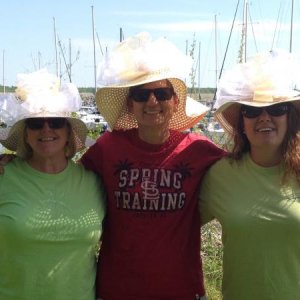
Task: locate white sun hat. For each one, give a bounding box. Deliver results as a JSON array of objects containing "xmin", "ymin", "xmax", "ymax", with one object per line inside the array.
[
  {"xmin": 96, "ymin": 32, "xmax": 208, "ymax": 131},
  {"xmin": 214, "ymin": 49, "xmax": 300, "ymax": 134},
  {"xmin": 1, "ymin": 69, "xmax": 87, "ymax": 152}
]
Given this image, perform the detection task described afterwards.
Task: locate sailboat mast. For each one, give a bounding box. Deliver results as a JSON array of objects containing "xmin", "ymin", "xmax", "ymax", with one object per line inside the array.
[
  {"xmin": 91, "ymin": 6, "xmax": 97, "ymax": 95},
  {"xmin": 242, "ymin": 0, "xmax": 248, "ymax": 62},
  {"xmin": 185, "ymin": 40, "xmax": 188, "ymax": 85},
  {"xmin": 211, "ymin": 0, "xmax": 240, "ymax": 107},
  {"xmin": 289, "ymin": 0, "xmax": 294, "ymax": 53},
  {"xmin": 120, "ymin": 28, "xmax": 124, "ymax": 42},
  {"xmin": 69, "ymin": 39, "xmax": 72, "ymax": 81},
  {"xmin": 198, "ymin": 41, "xmax": 201, "ymax": 99},
  {"xmin": 214, "ymin": 14, "xmax": 218, "ymax": 88},
  {"xmin": 53, "ymin": 17, "xmax": 58, "ymax": 77},
  {"xmin": 2, "ymin": 50, "xmax": 5, "ymax": 94}
]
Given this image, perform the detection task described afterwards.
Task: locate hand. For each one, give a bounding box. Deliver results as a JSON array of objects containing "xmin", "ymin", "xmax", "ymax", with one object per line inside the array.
[{"xmin": 0, "ymin": 154, "xmax": 16, "ymax": 174}]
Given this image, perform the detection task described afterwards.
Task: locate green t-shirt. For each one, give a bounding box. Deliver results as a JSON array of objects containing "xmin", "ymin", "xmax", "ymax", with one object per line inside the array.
[
  {"xmin": 0, "ymin": 158, "xmax": 105, "ymax": 300},
  {"xmin": 200, "ymin": 154, "xmax": 300, "ymax": 300}
]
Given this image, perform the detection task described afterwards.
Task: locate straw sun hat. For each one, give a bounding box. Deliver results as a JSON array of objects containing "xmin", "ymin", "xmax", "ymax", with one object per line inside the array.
[
  {"xmin": 214, "ymin": 49, "xmax": 300, "ymax": 134},
  {"xmin": 0, "ymin": 69, "xmax": 87, "ymax": 152},
  {"xmin": 96, "ymin": 32, "xmax": 208, "ymax": 131}
]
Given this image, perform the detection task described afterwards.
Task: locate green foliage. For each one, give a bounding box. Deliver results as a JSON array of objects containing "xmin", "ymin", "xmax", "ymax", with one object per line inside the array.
[
  {"xmin": 87, "ymin": 124, "xmax": 106, "ymax": 140},
  {"xmin": 202, "ymin": 220, "xmax": 223, "ymax": 300},
  {"xmin": 0, "ymin": 86, "xmax": 15, "ymax": 93},
  {"xmin": 78, "ymin": 87, "xmax": 96, "ymax": 94},
  {"xmin": 191, "ymin": 114, "xmax": 228, "ymax": 148}
]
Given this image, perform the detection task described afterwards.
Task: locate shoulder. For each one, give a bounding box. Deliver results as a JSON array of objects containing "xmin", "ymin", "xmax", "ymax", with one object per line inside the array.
[
  {"xmin": 0, "ymin": 158, "xmax": 26, "ymax": 190},
  {"xmin": 184, "ymin": 132, "xmax": 219, "ymax": 146},
  {"xmin": 69, "ymin": 160, "xmax": 95, "ymax": 175},
  {"xmin": 184, "ymin": 132, "xmax": 226, "ymax": 156},
  {"xmin": 91, "ymin": 129, "xmax": 130, "ymax": 148},
  {"xmin": 200, "ymin": 157, "xmax": 231, "ymax": 191},
  {"xmin": 69, "ymin": 160, "xmax": 100, "ymax": 183},
  {"xmin": 2, "ymin": 157, "xmax": 25, "ymax": 173},
  {"xmin": 205, "ymin": 156, "xmax": 239, "ymax": 177},
  {"xmin": 98, "ymin": 129, "xmax": 130, "ymax": 140},
  {"xmin": 67, "ymin": 161, "xmax": 105, "ymax": 199}
]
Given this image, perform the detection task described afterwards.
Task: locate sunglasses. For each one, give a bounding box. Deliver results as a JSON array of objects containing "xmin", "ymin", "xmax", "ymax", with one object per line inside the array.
[
  {"xmin": 129, "ymin": 87, "xmax": 174, "ymax": 102},
  {"xmin": 25, "ymin": 118, "xmax": 67, "ymax": 130},
  {"xmin": 241, "ymin": 103, "xmax": 290, "ymax": 118}
]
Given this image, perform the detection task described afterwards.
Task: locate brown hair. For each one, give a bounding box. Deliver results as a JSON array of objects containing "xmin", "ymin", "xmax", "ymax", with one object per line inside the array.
[{"xmin": 228, "ymin": 104, "xmax": 300, "ymax": 184}]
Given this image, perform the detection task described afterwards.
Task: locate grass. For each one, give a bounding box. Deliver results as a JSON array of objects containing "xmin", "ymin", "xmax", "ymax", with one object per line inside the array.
[{"xmin": 202, "ymin": 220, "xmax": 223, "ymax": 299}]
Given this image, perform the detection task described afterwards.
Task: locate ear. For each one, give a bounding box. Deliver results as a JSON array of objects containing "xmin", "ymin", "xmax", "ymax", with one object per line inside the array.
[{"xmin": 173, "ymin": 95, "xmax": 179, "ymax": 112}]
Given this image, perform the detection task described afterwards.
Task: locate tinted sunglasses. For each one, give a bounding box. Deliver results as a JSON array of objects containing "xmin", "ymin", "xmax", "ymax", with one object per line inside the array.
[
  {"xmin": 129, "ymin": 87, "xmax": 174, "ymax": 102},
  {"xmin": 25, "ymin": 118, "xmax": 67, "ymax": 130},
  {"xmin": 241, "ymin": 103, "xmax": 290, "ymax": 118}
]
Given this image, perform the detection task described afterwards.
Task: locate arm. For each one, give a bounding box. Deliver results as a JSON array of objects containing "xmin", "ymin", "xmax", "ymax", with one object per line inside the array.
[
  {"xmin": 198, "ymin": 164, "xmax": 217, "ymax": 226},
  {"xmin": 199, "ymin": 196, "xmax": 215, "ymax": 226},
  {"xmin": 0, "ymin": 154, "xmax": 17, "ymax": 174}
]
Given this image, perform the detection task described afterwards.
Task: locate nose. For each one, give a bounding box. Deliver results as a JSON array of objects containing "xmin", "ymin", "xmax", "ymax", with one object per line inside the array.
[
  {"xmin": 41, "ymin": 120, "xmax": 51, "ymax": 130},
  {"xmin": 258, "ymin": 108, "xmax": 271, "ymax": 121},
  {"xmin": 146, "ymin": 92, "xmax": 158, "ymax": 105}
]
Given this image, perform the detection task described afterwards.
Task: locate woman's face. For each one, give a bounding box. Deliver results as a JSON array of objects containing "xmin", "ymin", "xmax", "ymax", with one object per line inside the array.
[
  {"xmin": 25, "ymin": 118, "xmax": 69, "ymax": 160},
  {"xmin": 242, "ymin": 104, "xmax": 288, "ymax": 153}
]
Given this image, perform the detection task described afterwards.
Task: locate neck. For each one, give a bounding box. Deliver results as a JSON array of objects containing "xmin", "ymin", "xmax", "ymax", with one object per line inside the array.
[
  {"xmin": 27, "ymin": 155, "xmax": 68, "ymax": 174},
  {"xmin": 250, "ymin": 147, "xmax": 282, "ymax": 167},
  {"xmin": 137, "ymin": 126, "xmax": 170, "ymax": 144}
]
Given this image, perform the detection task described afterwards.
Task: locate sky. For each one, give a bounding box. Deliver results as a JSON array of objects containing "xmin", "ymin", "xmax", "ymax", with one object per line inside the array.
[{"xmin": 0, "ymin": 0, "xmax": 299, "ymax": 89}]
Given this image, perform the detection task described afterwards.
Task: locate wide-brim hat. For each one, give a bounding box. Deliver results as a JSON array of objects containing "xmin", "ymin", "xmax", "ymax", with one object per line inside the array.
[
  {"xmin": 0, "ymin": 69, "xmax": 88, "ymax": 153},
  {"xmin": 214, "ymin": 49, "xmax": 300, "ymax": 134},
  {"xmin": 96, "ymin": 32, "xmax": 208, "ymax": 131},
  {"xmin": 96, "ymin": 77, "xmax": 208, "ymax": 131}
]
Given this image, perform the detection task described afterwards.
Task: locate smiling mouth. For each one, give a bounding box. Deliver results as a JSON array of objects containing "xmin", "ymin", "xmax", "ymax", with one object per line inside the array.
[
  {"xmin": 144, "ymin": 110, "xmax": 162, "ymax": 114},
  {"xmin": 256, "ymin": 128, "xmax": 274, "ymax": 132},
  {"xmin": 38, "ymin": 137, "xmax": 57, "ymax": 142}
]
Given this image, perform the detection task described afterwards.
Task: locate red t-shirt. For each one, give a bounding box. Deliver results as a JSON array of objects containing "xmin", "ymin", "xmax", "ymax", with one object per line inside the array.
[{"xmin": 81, "ymin": 129, "xmax": 224, "ymax": 300}]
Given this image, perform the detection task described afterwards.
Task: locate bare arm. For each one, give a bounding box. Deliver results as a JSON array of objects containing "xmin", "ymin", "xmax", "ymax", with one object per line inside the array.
[{"xmin": 0, "ymin": 154, "xmax": 17, "ymax": 174}]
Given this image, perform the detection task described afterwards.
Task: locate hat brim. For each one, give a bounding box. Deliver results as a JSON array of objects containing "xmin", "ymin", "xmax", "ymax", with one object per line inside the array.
[
  {"xmin": 1, "ymin": 116, "xmax": 87, "ymax": 153},
  {"xmin": 96, "ymin": 77, "xmax": 208, "ymax": 131},
  {"xmin": 214, "ymin": 96, "xmax": 300, "ymax": 134}
]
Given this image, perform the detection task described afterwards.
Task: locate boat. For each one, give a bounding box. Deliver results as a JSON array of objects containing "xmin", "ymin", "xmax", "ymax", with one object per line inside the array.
[{"xmin": 78, "ymin": 106, "xmax": 108, "ymax": 130}]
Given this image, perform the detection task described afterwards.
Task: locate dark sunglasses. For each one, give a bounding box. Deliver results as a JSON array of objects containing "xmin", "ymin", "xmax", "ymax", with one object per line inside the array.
[
  {"xmin": 25, "ymin": 118, "xmax": 67, "ymax": 130},
  {"xmin": 241, "ymin": 103, "xmax": 290, "ymax": 118},
  {"xmin": 129, "ymin": 87, "xmax": 174, "ymax": 102}
]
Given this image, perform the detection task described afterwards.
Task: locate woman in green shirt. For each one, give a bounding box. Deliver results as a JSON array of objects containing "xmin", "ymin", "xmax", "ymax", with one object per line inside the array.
[
  {"xmin": 0, "ymin": 70, "xmax": 105, "ymax": 300},
  {"xmin": 200, "ymin": 50, "xmax": 300, "ymax": 300}
]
